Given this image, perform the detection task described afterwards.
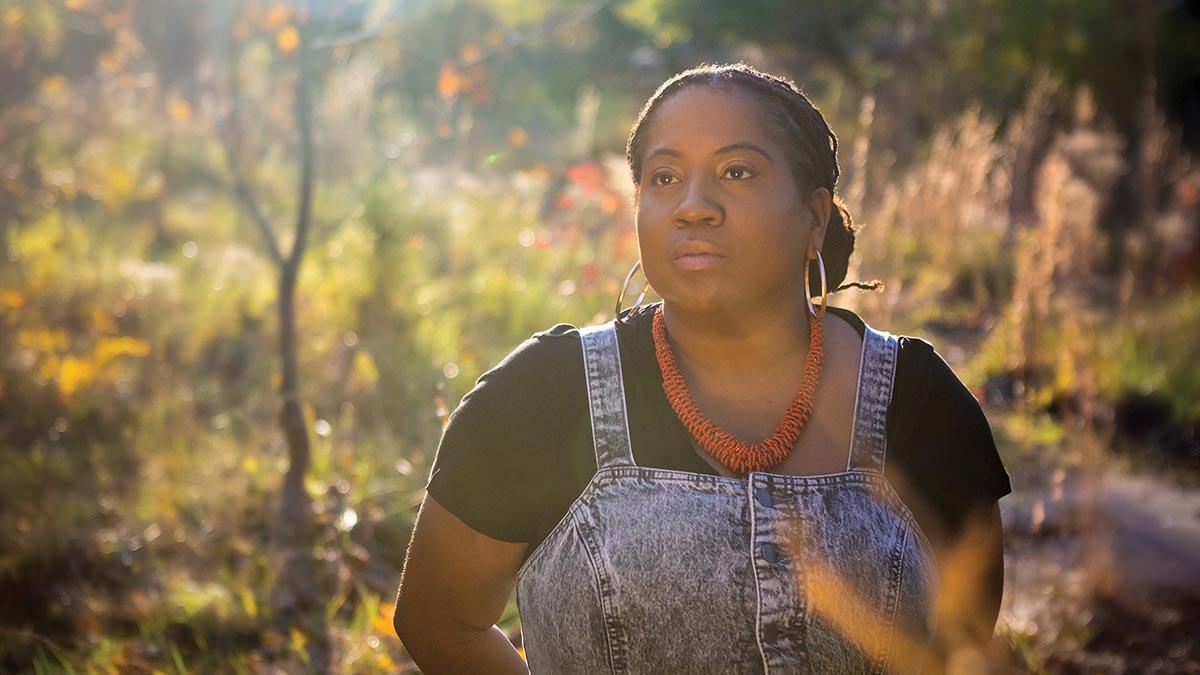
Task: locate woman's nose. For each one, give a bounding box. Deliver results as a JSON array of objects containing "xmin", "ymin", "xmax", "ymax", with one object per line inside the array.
[{"xmin": 673, "ymin": 177, "xmax": 723, "ymax": 227}]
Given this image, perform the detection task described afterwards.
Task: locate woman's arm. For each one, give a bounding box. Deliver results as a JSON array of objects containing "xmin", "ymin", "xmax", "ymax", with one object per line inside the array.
[
  {"xmin": 979, "ymin": 504, "xmax": 1005, "ymax": 640},
  {"xmin": 394, "ymin": 494, "xmax": 530, "ymax": 674},
  {"xmin": 930, "ymin": 502, "xmax": 1006, "ymax": 669}
]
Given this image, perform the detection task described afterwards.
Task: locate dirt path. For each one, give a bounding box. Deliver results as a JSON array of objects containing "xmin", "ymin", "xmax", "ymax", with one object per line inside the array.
[
  {"xmin": 999, "ymin": 455, "xmax": 1200, "ymax": 673},
  {"xmin": 1094, "ymin": 471, "xmax": 1200, "ymax": 597}
]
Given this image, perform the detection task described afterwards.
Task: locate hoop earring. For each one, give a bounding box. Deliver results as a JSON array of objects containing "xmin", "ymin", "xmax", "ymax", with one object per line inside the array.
[
  {"xmin": 804, "ymin": 249, "xmax": 828, "ymax": 320},
  {"xmin": 615, "ymin": 260, "xmax": 650, "ymax": 321}
]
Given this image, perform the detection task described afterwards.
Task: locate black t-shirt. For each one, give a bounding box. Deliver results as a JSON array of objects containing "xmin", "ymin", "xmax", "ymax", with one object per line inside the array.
[{"xmin": 425, "ymin": 302, "xmax": 1011, "ymax": 564}]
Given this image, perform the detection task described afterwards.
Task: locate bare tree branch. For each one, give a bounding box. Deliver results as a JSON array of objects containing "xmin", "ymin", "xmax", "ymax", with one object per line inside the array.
[
  {"xmin": 287, "ymin": 40, "xmax": 315, "ymax": 270},
  {"xmin": 219, "ymin": 6, "xmax": 285, "ymax": 269},
  {"xmin": 310, "ymin": 5, "xmax": 399, "ymax": 51},
  {"xmin": 227, "ymin": 152, "xmax": 285, "ymax": 267}
]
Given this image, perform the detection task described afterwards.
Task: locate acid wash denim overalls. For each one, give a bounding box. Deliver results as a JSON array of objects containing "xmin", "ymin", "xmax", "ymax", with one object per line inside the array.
[{"xmin": 515, "ymin": 318, "xmax": 940, "ymax": 674}]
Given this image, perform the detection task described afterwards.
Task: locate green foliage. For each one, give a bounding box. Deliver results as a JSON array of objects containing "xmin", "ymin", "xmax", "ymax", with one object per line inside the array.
[{"xmin": 1111, "ymin": 289, "xmax": 1200, "ymax": 422}]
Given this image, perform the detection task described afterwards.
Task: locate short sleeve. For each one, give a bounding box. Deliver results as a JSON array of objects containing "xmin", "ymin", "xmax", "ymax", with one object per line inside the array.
[
  {"xmin": 886, "ymin": 337, "xmax": 1012, "ymax": 543},
  {"xmin": 423, "ymin": 325, "xmax": 588, "ymax": 543}
]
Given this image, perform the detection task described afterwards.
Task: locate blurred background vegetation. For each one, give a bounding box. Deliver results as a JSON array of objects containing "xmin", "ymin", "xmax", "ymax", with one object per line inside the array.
[{"xmin": 2, "ymin": 0, "xmax": 1198, "ymax": 672}]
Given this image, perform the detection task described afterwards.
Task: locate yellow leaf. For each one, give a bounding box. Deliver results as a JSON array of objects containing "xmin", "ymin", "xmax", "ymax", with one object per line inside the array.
[
  {"xmin": 3, "ymin": 7, "xmax": 24, "ymax": 27},
  {"xmin": 91, "ymin": 307, "xmax": 117, "ymax": 334},
  {"xmin": 168, "ymin": 99, "xmax": 192, "ymax": 122},
  {"xmin": 18, "ymin": 328, "xmax": 68, "ymax": 352},
  {"xmin": 41, "ymin": 76, "xmax": 66, "ymax": 95},
  {"xmin": 94, "ymin": 336, "xmax": 149, "ymax": 364},
  {"xmin": 65, "ymin": 0, "xmax": 86, "ymax": 9},
  {"xmin": 276, "ymin": 26, "xmax": 300, "ymax": 53},
  {"xmin": 350, "ymin": 350, "xmax": 379, "ymax": 389},
  {"xmin": 106, "ymin": 165, "xmax": 133, "ymax": 201},
  {"xmin": 289, "ymin": 627, "xmax": 308, "ymax": 653},
  {"xmin": 59, "ymin": 355, "xmax": 95, "ymax": 397},
  {"xmin": 240, "ymin": 587, "xmax": 258, "ymax": 617},
  {"xmin": 157, "ymin": 494, "xmax": 177, "ymax": 520},
  {"xmin": 508, "ymin": 127, "xmax": 529, "ymax": 147}
]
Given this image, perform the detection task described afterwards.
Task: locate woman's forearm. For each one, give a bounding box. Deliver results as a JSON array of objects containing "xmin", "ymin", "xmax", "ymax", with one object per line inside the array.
[{"xmin": 398, "ymin": 621, "xmax": 529, "ymax": 675}]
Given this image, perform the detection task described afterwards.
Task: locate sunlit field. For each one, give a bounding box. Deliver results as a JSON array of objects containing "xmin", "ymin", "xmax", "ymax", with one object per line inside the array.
[{"xmin": 2, "ymin": 0, "xmax": 1199, "ymax": 672}]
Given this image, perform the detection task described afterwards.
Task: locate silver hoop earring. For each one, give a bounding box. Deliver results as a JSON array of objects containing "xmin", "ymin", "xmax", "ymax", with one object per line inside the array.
[
  {"xmin": 615, "ymin": 260, "xmax": 650, "ymax": 321},
  {"xmin": 804, "ymin": 250, "xmax": 828, "ymax": 320}
]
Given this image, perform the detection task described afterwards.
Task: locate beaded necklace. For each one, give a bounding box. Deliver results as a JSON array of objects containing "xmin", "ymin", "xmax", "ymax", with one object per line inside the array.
[{"xmin": 651, "ymin": 305, "xmax": 824, "ymax": 474}]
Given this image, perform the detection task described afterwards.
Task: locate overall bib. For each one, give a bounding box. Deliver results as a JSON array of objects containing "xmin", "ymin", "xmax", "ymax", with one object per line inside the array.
[{"xmin": 515, "ymin": 319, "xmax": 939, "ymax": 674}]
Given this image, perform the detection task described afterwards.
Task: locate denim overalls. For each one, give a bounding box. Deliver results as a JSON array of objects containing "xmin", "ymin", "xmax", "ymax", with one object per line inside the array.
[{"xmin": 515, "ymin": 319, "xmax": 939, "ymax": 674}]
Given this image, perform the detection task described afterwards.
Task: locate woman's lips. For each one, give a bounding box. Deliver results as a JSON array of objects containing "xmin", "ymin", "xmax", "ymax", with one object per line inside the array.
[
  {"xmin": 672, "ymin": 239, "xmax": 726, "ymax": 271},
  {"xmin": 673, "ymin": 253, "xmax": 726, "ymax": 271}
]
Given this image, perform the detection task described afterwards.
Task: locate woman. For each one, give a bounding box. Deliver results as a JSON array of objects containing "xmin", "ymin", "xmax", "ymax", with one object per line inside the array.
[{"xmin": 394, "ymin": 63, "xmax": 1011, "ymax": 674}]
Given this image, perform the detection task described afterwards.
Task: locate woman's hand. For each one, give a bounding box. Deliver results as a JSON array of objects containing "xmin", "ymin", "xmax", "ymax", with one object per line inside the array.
[{"xmin": 394, "ymin": 494, "xmax": 530, "ymax": 674}]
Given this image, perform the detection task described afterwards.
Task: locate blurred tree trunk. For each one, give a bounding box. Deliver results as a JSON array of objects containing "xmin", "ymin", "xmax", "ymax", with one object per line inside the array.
[
  {"xmin": 222, "ymin": 13, "xmax": 330, "ymax": 672},
  {"xmin": 272, "ymin": 31, "xmax": 327, "ymax": 671}
]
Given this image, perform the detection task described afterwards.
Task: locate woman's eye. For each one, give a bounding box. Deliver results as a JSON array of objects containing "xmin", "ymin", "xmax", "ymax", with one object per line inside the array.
[
  {"xmin": 650, "ymin": 171, "xmax": 677, "ymax": 187},
  {"xmin": 722, "ymin": 165, "xmax": 755, "ymax": 180}
]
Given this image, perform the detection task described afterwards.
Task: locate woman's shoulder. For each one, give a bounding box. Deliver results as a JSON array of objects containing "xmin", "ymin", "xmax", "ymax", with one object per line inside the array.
[
  {"xmin": 883, "ymin": 329, "xmax": 976, "ymax": 414},
  {"xmin": 425, "ymin": 322, "xmax": 595, "ymax": 541},
  {"xmin": 824, "ymin": 305, "xmax": 940, "ymax": 375},
  {"xmin": 475, "ymin": 321, "xmax": 586, "ymax": 385},
  {"xmin": 443, "ymin": 327, "xmax": 585, "ymax": 436},
  {"xmin": 869, "ymin": 322, "xmax": 985, "ymax": 433},
  {"xmin": 445, "ymin": 316, "xmax": 619, "ymax": 435}
]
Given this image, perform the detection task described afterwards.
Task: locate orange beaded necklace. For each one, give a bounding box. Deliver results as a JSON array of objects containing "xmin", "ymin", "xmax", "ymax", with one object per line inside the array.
[{"xmin": 651, "ymin": 305, "xmax": 824, "ymax": 474}]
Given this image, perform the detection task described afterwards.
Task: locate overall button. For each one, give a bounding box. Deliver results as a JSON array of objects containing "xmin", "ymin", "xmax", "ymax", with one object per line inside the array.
[
  {"xmin": 761, "ymin": 543, "xmax": 780, "ymax": 564},
  {"xmin": 755, "ymin": 487, "xmax": 773, "ymax": 508},
  {"xmin": 762, "ymin": 624, "xmax": 778, "ymax": 643}
]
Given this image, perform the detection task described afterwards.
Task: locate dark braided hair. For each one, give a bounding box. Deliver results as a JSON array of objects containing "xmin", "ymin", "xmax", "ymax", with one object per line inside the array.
[{"xmin": 625, "ymin": 62, "xmax": 881, "ymax": 296}]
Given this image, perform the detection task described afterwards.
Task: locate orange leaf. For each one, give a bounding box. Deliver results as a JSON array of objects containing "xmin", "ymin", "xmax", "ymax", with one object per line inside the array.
[
  {"xmin": 372, "ymin": 604, "xmax": 395, "ymax": 637},
  {"xmin": 600, "ymin": 193, "xmax": 622, "ymax": 214},
  {"xmin": 276, "ymin": 26, "xmax": 300, "ymax": 53},
  {"xmin": 3, "ymin": 7, "xmax": 24, "ymax": 27},
  {"xmin": 0, "ymin": 291, "xmax": 23, "ymax": 310},
  {"xmin": 459, "ymin": 43, "xmax": 481, "ymax": 63},
  {"xmin": 567, "ymin": 161, "xmax": 605, "ymax": 193},
  {"xmin": 264, "ymin": 4, "xmax": 290, "ymax": 29},
  {"xmin": 168, "ymin": 99, "xmax": 191, "ymax": 121},
  {"xmin": 437, "ymin": 62, "xmax": 461, "ymax": 99}
]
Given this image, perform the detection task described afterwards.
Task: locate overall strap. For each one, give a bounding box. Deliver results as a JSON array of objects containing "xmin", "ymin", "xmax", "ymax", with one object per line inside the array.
[
  {"xmin": 579, "ymin": 322, "xmax": 637, "ymax": 470},
  {"xmin": 846, "ymin": 325, "xmax": 899, "ymax": 473}
]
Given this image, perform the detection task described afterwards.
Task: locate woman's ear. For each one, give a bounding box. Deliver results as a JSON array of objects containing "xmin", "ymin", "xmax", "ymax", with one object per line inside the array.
[{"xmin": 806, "ymin": 186, "xmax": 832, "ymax": 259}]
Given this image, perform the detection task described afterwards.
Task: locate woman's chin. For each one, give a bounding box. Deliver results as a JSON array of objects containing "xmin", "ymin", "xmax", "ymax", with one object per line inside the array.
[{"xmin": 658, "ymin": 285, "xmax": 732, "ymax": 316}]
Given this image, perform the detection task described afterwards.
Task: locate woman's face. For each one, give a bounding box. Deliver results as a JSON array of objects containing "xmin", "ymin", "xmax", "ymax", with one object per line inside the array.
[{"xmin": 634, "ymin": 85, "xmax": 829, "ymax": 316}]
